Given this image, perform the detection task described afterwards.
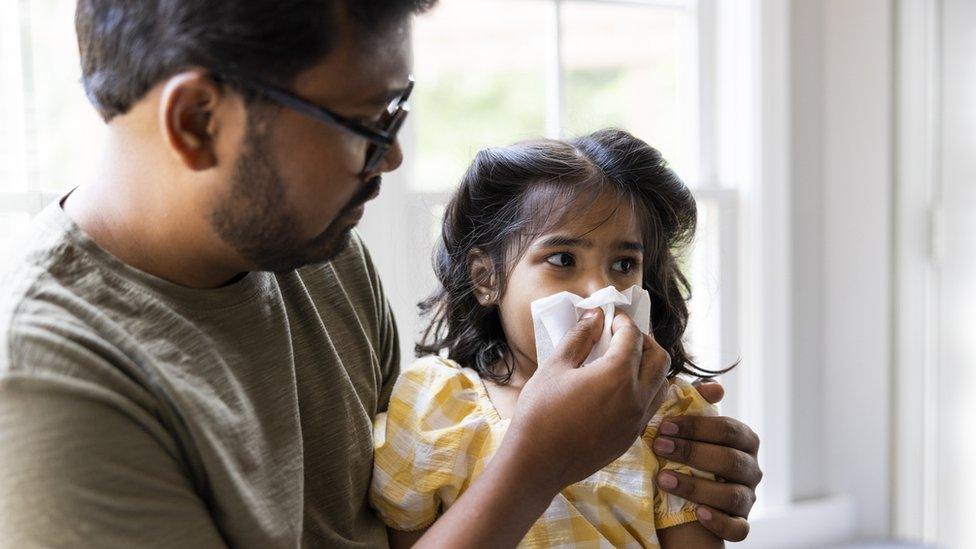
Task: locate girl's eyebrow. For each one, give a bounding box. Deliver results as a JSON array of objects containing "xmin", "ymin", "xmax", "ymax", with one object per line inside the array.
[
  {"xmin": 536, "ymin": 236, "xmax": 644, "ymax": 252},
  {"xmin": 537, "ymin": 236, "xmax": 589, "ymax": 249}
]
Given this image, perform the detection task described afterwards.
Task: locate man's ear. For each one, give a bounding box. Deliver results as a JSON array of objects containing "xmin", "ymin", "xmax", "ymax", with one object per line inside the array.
[
  {"xmin": 159, "ymin": 71, "xmax": 226, "ymax": 171},
  {"xmin": 468, "ymin": 248, "xmax": 500, "ymax": 306}
]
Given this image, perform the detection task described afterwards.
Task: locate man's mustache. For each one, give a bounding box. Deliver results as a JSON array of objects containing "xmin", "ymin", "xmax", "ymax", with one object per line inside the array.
[{"xmin": 344, "ymin": 176, "xmax": 382, "ymax": 213}]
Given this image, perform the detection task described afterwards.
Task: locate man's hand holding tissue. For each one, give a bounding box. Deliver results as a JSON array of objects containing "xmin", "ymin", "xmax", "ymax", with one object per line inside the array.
[{"xmin": 506, "ymin": 307, "xmax": 670, "ymax": 493}]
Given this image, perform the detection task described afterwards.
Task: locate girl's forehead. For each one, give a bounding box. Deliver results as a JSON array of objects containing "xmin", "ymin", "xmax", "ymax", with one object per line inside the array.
[{"xmin": 526, "ymin": 188, "xmax": 643, "ymax": 244}]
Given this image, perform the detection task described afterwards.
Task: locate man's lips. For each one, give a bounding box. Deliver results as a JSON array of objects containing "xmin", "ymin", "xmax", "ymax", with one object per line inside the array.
[{"xmin": 341, "ymin": 177, "xmax": 382, "ymax": 222}]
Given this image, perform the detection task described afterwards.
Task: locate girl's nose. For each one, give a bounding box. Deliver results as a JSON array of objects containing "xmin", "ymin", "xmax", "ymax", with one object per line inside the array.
[{"xmin": 582, "ymin": 275, "xmax": 613, "ymax": 297}]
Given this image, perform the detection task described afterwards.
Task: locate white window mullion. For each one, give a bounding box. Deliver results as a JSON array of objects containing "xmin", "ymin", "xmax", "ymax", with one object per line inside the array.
[
  {"xmin": 0, "ymin": 1, "xmax": 29, "ymax": 194},
  {"xmin": 706, "ymin": 0, "xmax": 793, "ymax": 515},
  {"xmin": 545, "ymin": 0, "xmax": 565, "ymax": 139},
  {"xmin": 894, "ymin": 0, "xmax": 942, "ymax": 542},
  {"xmin": 18, "ymin": 0, "xmax": 40, "ymax": 194},
  {"xmin": 694, "ymin": 0, "xmax": 718, "ymax": 187}
]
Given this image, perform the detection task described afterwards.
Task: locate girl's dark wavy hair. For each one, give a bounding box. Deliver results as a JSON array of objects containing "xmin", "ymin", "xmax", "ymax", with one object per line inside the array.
[{"xmin": 417, "ymin": 128, "xmax": 734, "ymax": 384}]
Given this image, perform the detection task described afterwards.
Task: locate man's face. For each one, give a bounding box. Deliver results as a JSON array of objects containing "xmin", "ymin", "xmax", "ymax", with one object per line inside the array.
[{"xmin": 209, "ymin": 18, "xmax": 413, "ymax": 272}]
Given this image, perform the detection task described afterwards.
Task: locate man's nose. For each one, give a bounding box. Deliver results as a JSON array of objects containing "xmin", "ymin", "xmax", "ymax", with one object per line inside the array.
[{"xmin": 378, "ymin": 139, "xmax": 404, "ymax": 174}]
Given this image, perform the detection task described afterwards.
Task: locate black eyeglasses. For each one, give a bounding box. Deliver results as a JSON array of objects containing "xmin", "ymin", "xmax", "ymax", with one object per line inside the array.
[{"xmin": 215, "ymin": 73, "xmax": 414, "ymax": 174}]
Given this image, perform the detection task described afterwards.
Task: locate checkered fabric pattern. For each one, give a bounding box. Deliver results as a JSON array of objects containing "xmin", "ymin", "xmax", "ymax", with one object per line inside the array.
[{"xmin": 370, "ymin": 356, "xmax": 717, "ymax": 547}]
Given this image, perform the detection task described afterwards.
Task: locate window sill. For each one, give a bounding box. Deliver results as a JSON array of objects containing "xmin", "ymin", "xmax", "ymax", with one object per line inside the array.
[{"xmin": 738, "ymin": 495, "xmax": 854, "ymax": 548}]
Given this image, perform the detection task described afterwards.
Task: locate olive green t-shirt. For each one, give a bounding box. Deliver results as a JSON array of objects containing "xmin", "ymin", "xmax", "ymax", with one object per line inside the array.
[{"xmin": 0, "ymin": 202, "xmax": 400, "ymax": 547}]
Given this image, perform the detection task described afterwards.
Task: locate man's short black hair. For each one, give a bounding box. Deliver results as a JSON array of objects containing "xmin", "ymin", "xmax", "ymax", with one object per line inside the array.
[{"xmin": 76, "ymin": 0, "xmax": 435, "ymax": 121}]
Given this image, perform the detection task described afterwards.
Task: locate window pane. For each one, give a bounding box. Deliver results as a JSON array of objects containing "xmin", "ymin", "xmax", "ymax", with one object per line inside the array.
[
  {"xmin": 411, "ymin": 0, "xmax": 551, "ymax": 193},
  {"xmin": 561, "ymin": 1, "xmax": 697, "ymax": 183},
  {"xmin": 0, "ymin": 3, "xmax": 30, "ymax": 193},
  {"xmin": 684, "ymin": 196, "xmax": 723, "ymax": 374},
  {"xmin": 26, "ymin": 0, "xmax": 106, "ymax": 195}
]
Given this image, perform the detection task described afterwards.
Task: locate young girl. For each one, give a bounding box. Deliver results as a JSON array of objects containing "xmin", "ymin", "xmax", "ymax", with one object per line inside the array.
[{"xmin": 370, "ymin": 129, "xmax": 729, "ymax": 548}]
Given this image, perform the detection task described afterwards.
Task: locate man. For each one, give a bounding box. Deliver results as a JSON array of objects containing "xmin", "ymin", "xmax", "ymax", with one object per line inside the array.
[{"xmin": 0, "ymin": 1, "xmax": 762, "ymax": 546}]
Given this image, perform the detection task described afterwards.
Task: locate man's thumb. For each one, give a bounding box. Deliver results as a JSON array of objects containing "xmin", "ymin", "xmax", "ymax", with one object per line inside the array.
[{"xmin": 546, "ymin": 308, "xmax": 604, "ymax": 368}]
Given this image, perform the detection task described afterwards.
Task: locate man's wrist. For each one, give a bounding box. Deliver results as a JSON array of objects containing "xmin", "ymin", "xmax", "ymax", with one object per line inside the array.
[{"xmin": 492, "ymin": 425, "xmax": 566, "ymax": 504}]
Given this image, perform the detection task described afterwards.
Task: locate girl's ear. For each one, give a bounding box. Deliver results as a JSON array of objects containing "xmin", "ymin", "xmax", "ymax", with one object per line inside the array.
[{"xmin": 468, "ymin": 248, "xmax": 499, "ymax": 306}]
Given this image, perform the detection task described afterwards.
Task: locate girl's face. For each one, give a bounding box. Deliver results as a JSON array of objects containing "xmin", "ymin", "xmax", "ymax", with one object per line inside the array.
[{"xmin": 496, "ymin": 194, "xmax": 645, "ymax": 372}]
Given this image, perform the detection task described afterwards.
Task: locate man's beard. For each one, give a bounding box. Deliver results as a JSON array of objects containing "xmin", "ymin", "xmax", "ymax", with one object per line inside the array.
[{"xmin": 208, "ymin": 118, "xmax": 378, "ymax": 273}]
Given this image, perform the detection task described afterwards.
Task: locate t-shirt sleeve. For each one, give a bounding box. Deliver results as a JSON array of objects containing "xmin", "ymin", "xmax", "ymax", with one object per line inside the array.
[
  {"xmin": 353, "ymin": 231, "xmax": 401, "ymax": 413},
  {"xmin": 643, "ymin": 377, "xmax": 719, "ymax": 530},
  {"xmin": 0, "ymin": 374, "xmax": 227, "ymax": 548},
  {"xmin": 369, "ymin": 357, "xmax": 485, "ymax": 531},
  {"xmin": 375, "ymin": 285, "xmax": 400, "ymax": 413}
]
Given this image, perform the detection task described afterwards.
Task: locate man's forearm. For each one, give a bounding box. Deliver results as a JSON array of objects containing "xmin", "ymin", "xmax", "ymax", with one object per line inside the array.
[{"xmin": 414, "ymin": 434, "xmax": 559, "ymax": 548}]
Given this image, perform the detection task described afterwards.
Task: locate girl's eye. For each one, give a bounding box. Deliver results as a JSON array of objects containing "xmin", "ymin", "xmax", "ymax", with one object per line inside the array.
[
  {"xmin": 546, "ymin": 253, "xmax": 575, "ymax": 268},
  {"xmin": 612, "ymin": 258, "xmax": 638, "ymax": 274}
]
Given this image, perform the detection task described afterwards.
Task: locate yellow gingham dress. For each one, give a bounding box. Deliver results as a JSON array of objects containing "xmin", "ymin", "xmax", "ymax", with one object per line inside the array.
[{"xmin": 370, "ymin": 356, "xmax": 716, "ymax": 548}]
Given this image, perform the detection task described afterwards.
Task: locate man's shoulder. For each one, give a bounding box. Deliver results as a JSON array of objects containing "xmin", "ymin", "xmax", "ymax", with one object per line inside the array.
[
  {"xmin": 0, "ymin": 254, "xmax": 97, "ymax": 380},
  {"xmin": 0, "ymin": 204, "xmax": 127, "ymax": 382}
]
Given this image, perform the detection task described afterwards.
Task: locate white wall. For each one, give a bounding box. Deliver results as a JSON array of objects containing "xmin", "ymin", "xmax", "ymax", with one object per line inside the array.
[
  {"xmin": 790, "ymin": 8, "xmax": 895, "ymax": 540},
  {"xmin": 933, "ymin": 1, "xmax": 976, "ymax": 545},
  {"xmin": 822, "ymin": 0, "xmax": 894, "ymax": 539},
  {"xmin": 789, "ymin": 0, "xmax": 826, "ymax": 503}
]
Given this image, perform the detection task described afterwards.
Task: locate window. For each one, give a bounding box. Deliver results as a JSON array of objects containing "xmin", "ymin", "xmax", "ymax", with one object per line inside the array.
[
  {"xmin": 403, "ymin": 0, "xmax": 738, "ymax": 427},
  {"xmin": 411, "ymin": 0, "xmax": 697, "ymax": 193},
  {"xmin": 0, "ymin": 0, "xmax": 103, "ymax": 248}
]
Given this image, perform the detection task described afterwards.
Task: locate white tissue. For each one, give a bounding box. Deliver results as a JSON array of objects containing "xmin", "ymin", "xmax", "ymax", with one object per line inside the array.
[{"xmin": 530, "ymin": 285, "xmax": 651, "ymax": 366}]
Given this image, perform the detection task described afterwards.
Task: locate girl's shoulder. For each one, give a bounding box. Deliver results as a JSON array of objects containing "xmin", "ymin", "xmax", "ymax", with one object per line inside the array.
[
  {"xmin": 401, "ymin": 354, "xmax": 470, "ymax": 381},
  {"xmin": 387, "ymin": 355, "xmax": 492, "ymax": 430},
  {"xmin": 398, "ymin": 355, "xmax": 480, "ymax": 397}
]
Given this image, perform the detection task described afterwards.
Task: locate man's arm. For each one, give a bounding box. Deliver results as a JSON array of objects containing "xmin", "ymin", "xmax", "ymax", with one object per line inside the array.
[
  {"xmin": 0, "ymin": 375, "xmax": 226, "ymax": 548},
  {"xmin": 658, "ymin": 521, "xmax": 724, "ymax": 548}
]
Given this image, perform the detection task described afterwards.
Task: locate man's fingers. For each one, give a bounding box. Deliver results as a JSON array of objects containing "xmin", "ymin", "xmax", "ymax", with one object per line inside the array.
[
  {"xmin": 652, "ymin": 437, "xmax": 763, "ymax": 488},
  {"xmin": 692, "ymin": 380, "xmax": 725, "ymax": 404},
  {"xmin": 637, "ymin": 333, "xmax": 670, "ymax": 394},
  {"xmin": 548, "ymin": 308, "xmax": 604, "ymax": 367},
  {"xmin": 660, "ymin": 414, "xmax": 761, "ymax": 456},
  {"xmin": 695, "ymin": 505, "xmax": 751, "ymax": 542},
  {"xmin": 657, "ymin": 471, "xmax": 757, "ymax": 518},
  {"xmin": 611, "ymin": 309, "xmax": 637, "ymax": 335},
  {"xmin": 599, "ymin": 312, "xmax": 642, "ymax": 367}
]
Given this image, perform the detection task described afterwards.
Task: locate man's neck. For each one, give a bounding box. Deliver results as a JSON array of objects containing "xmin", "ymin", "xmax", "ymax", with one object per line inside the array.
[{"xmin": 64, "ymin": 159, "xmax": 245, "ymax": 290}]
